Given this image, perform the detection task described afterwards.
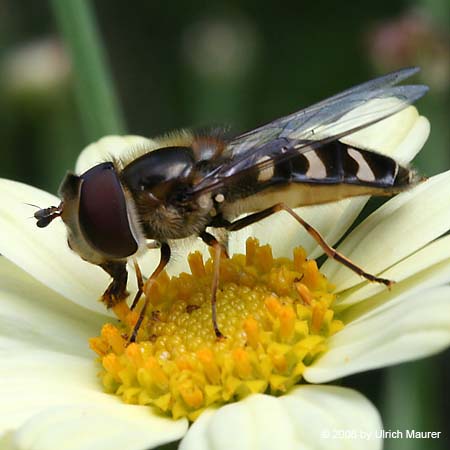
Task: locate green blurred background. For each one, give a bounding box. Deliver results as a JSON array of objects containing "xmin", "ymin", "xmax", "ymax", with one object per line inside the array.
[{"xmin": 0, "ymin": 1, "xmax": 448, "ymax": 449}]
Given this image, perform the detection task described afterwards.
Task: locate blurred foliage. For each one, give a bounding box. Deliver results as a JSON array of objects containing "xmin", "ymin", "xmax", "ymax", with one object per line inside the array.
[
  {"xmin": 2, "ymin": 0, "xmax": 449, "ymax": 192},
  {"xmin": 0, "ymin": 1, "xmax": 448, "ymax": 449}
]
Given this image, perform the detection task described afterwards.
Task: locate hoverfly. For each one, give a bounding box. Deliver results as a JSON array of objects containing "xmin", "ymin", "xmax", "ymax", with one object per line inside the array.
[{"xmin": 34, "ymin": 67, "xmax": 428, "ymax": 342}]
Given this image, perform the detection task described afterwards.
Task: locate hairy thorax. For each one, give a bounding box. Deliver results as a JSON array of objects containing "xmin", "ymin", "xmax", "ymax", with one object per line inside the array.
[{"xmin": 137, "ymin": 196, "xmax": 213, "ymax": 241}]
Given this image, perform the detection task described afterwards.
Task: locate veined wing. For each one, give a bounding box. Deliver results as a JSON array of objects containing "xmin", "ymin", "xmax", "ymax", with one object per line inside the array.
[
  {"xmin": 191, "ymin": 68, "xmax": 427, "ymax": 195},
  {"xmin": 229, "ymin": 67, "xmax": 424, "ymax": 154}
]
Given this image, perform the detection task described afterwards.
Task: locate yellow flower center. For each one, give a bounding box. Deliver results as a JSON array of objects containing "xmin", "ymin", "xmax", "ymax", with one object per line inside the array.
[{"xmin": 90, "ymin": 238, "xmax": 343, "ymax": 421}]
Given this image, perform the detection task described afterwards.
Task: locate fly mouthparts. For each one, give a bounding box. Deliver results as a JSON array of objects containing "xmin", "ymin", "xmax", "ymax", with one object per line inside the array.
[{"xmin": 33, "ymin": 203, "xmax": 63, "ymax": 228}]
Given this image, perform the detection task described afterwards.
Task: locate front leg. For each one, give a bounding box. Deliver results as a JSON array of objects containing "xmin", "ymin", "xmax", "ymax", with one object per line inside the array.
[
  {"xmin": 99, "ymin": 261, "xmax": 129, "ymax": 308},
  {"xmin": 129, "ymin": 242, "xmax": 171, "ymax": 343}
]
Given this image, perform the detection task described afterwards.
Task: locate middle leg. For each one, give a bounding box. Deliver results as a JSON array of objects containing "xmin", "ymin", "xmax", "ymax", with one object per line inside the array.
[{"xmin": 200, "ymin": 231, "xmax": 228, "ymax": 338}]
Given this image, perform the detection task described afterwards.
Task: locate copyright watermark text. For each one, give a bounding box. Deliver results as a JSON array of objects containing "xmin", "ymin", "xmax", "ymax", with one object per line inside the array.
[{"xmin": 320, "ymin": 429, "xmax": 442, "ymax": 440}]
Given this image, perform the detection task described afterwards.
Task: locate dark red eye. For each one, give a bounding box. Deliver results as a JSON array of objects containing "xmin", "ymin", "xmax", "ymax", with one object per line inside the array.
[{"xmin": 79, "ymin": 163, "xmax": 138, "ymax": 259}]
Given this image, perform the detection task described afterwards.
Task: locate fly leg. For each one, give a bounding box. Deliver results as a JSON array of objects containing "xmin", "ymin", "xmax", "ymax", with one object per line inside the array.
[
  {"xmin": 224, "ymin": 203, "xmax": 394, "ymax": 287},
  {"xmin": 98, "ymin": 261, "xmax": 134, "ymax": 323},
  {"xmin": 130, "ymin": 258, "xmax": 144, "ymax": 310},
  {"xmin": 200, "ymin": 231, "xmax": 228, "ymax": 339},
  {"xmin": 129, "ymin": 243, "xmax": 171, "ymax": 343},
  {"xmin": 100, "ymin": 261, "xmax": 129, "ymax": 308},
  {"xmin": 130, "ymin": 241, "xmax": 162, "ymax": 310}
]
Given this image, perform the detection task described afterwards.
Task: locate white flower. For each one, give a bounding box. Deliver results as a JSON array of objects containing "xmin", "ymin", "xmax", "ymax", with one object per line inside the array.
[{"xmin": 1, "ymin": 107, "xmax": 449, "ymax": 450}]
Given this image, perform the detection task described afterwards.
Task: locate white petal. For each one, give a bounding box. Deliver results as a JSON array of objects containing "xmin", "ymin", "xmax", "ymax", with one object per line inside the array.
[
  {"xmin": 12, "ymin": 404, "xmax": 186, "ymax": 450},
  {"xmin": 339, "ymin": 248, "xmax": 450, "ymax": 328},
  {"xmin": 75, "ymin": 135, "xmax": 154, "ymax": 174},
  {"xmin": 336, "ymin": 234, "xmax": 450, "ymax": 311},
  {"xmin": 0, "ymin": 257, "xmax": 106, "ymax": 357},
  {"xmin": 181, "ymin": 386, "xmax": 382, "ymax": 450},
  {"xmin": 0, "ymin": 347, "xmax": 187, "ymax": 448},
  {"xmin": 322, "ymin": 170, "xmax": 450, "ymax": 291},
  {"xmin": 0, "ymin": 179, "xmax": 109, "ymax": 313},
  {"xmin": 0, "ymin": 350, "xmax": 105, "ymax": 432},
  {"xmin": 304, "ymin": 285, "xmax": 450, "ymax": 383},
  {"xmin": 337, "ymin": 249, "xmax": 450, "ymax": 341},
  {"xmin": 378, "ymin": 115, "xmax": 429, "ymax": 165},
  {"xmin": 279, "ymin": 386, "xmax": 382, "ymax": 449}
]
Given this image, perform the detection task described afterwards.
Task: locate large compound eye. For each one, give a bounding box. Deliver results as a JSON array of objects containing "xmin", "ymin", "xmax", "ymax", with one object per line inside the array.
[{"xmin": 79, "ymin": 163, "xmax": 138, "ymax": 259}]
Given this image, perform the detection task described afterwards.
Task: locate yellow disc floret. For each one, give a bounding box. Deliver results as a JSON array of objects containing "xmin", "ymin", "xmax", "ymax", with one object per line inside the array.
[{"xmin": 90, "ymin": 238, "xmax": 344, "ymax": 421}]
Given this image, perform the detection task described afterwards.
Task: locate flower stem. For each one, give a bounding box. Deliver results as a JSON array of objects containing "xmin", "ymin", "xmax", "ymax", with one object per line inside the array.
[{"xmin": 50, "ymin": 0, "xmax": 126, "ymax": 140}]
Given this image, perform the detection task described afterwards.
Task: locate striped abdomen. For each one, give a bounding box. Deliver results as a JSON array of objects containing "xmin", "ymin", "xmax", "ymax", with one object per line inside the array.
[
  {"xmin": 258, "ymin": 140, "xmax": 412, "ymax": 188},
  {"xmin": 220, "ymin": 139, "xmax": 416, "ymax": 217}
]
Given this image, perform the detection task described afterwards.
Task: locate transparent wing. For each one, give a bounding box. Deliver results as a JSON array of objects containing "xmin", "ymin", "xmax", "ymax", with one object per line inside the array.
[
  {"xmin": 191, "ymin": 67, "xmax": 428, "ymax": 195},
  {"xmin": 229, "ymin": 67, "xmax": 424, "ymax": 155}
]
